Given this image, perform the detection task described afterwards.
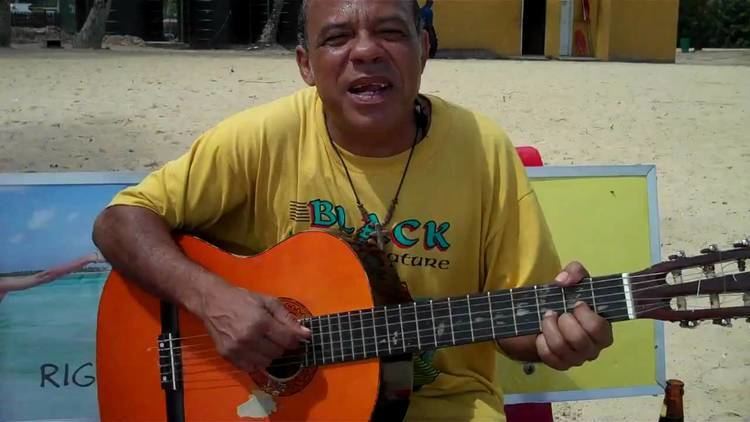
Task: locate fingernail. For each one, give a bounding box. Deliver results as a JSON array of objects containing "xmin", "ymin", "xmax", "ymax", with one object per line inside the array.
[
  {"xmin": 555, "ymin": 271, "xmax": 570, "ymax": 283},
  {"xmin": 544, "ymin": 310, "xmax": 557, "ymax": 318},
  {"xmin": 301, "ymin": 326, "xmax": 311, "ymax": 333},
  {"xmin": 574, "ymin": 301, "xmax": 587, "ymax": 308}
]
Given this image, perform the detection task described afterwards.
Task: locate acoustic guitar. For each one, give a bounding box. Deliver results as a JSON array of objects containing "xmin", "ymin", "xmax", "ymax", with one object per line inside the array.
[{"xmin": 95, "ymin": 231, "xmax": 750, "ymax": 421}]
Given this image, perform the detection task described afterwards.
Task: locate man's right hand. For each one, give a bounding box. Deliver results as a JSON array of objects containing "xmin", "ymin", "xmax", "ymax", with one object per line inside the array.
[
  {"xmin": 92, "ymin": 206, "xmax": 311, "ymax": 374},
  {"xmin": 197, "ymin": 281, "xmax": 311, "ymax": 373}
]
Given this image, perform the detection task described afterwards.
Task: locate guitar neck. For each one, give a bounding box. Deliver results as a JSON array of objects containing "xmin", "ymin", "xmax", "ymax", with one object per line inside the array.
[{"xmin": 300, "ymin": 274, "xmax": 635, "ymax": 367}]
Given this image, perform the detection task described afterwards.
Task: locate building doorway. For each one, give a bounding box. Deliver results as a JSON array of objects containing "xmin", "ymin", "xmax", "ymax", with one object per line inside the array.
[
  {"xmin": 229, "ymin": 0, "xmax": 251, "ymax": 44},
  {"xmin": 522, "ymin": 0, "xmax": 546, "ymax": 55}
]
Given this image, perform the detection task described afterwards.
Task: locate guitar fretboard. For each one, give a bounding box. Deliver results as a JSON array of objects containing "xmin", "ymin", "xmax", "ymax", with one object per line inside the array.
[{"xmin": 299, "ymin": 275, "xmax": 632, "ymax": 367}]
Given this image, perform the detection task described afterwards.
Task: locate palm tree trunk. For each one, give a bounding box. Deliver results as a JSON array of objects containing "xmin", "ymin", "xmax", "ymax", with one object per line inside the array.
[
  {"xmin": 258, "ymin": 0, "xmax": 285, "ymax": 45},
  {"xmin": 73, "ymin": 0, "xmax": 113, "ymax": 49},
  {"xmin": 0, "ymin": 0, "xmax": 11, "ymax": 47}
]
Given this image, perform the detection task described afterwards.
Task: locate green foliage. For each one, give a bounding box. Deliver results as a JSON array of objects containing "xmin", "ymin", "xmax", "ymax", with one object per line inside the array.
[
  {"xmin": 679, "ymin": 0, "xmax": 750, "ymax": 48},
  {"xmin": 709, "ymin": 0, "xmax": 750, "ymax": 47}
]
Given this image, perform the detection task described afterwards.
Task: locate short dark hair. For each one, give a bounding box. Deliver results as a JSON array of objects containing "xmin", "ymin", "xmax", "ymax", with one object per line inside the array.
[{"xmin": 298, "ymin": 0, "xmax": 423, "ymax": 48}]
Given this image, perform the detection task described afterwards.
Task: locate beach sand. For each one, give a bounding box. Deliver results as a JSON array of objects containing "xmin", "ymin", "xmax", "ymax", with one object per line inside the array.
[{"xmin": 1, "ymin": 45, "xmax": 749, "ymax": 421}]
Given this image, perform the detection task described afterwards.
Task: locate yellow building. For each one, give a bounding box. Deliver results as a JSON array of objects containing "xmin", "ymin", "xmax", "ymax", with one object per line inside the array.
[{"xmin": 427, "ymin": 0, "xmax": 680, "ymax": 63}]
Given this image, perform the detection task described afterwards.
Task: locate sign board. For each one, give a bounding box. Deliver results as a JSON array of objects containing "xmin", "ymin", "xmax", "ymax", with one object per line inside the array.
[
  {"xmin": 500, "ymin": 165, "xmax": 665, "ymax": 404},
  {"xmin": 0, "ymin": 166, "xmax": 665, "ymax": 421}
]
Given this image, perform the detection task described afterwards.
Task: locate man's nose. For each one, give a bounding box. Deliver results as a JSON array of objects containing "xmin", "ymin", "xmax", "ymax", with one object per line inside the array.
[{"xmin": 350, "ymin": 31, "xmax": 384, "ymax": 63}]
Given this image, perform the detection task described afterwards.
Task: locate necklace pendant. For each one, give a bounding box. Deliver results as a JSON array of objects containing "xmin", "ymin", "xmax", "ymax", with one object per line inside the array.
[{"xmin": 375, "ymin": 228, "xmax": 386, "ymax": 250}]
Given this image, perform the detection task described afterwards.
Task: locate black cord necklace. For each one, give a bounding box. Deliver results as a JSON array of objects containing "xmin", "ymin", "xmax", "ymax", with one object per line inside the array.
[{"xmin": 328, "ymin": 100, "xmax": 427, "ymax": 250}]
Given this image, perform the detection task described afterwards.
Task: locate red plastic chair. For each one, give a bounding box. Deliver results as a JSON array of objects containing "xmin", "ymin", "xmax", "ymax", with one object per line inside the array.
[
  {"xmin": 504, "ymin": 146, "xmax": 554, "ymax": 422},
  {"xmin": 516, "ymin": 146, "xmax": 544, "ymax": 167}
]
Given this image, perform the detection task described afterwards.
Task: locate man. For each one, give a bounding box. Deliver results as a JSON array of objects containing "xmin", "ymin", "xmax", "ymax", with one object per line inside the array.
[
  {"xmin": 92, "ymin": 0, "xmax": 613, "ymax": 420},
  {"xmin": 421, "ymin": 0, "xmax": 438, "ymax": 58}
]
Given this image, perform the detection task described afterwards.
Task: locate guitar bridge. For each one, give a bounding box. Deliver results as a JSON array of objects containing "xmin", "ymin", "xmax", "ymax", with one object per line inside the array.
[{"xmin": 158, "ymin": 333, "xmax": 183, "ymax": 392}]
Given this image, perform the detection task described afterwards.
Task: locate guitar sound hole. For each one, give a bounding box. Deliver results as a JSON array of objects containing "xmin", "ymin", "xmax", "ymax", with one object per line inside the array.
[{"xmin": 265, "ymin": 358, "xmax": 302, "ymax": 381}]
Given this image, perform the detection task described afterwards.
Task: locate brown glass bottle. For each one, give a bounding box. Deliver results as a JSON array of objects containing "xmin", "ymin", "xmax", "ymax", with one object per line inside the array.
[{"xmin": 659, "ymin": 379, "xmax": 684, "ymax": 422}]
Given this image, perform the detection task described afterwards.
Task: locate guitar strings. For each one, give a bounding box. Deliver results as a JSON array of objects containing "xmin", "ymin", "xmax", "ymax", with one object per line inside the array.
[
  {"xmin": 165, "ymin": 297, "xmax": 653, "ymax": 372},
  {"xmin": 147, "ymin": 273, "xmax": 659, "ymax": 353},
  {"xmin": 157, "ymin": 257, "xmax": 747, "ymax": 382},
  {"xmin": 164, "ymin": 301, "xmax": 677, "ymax": 384},
  {"xmin": 156, "ymin": 277, "xmax": 744, "ymax": 362},
  {"xmin": 145, "ymin": 269, "xmax": 668, "ymax": 350},
  {"xmin": 165, "ymin": 292, "xmax": 749, "ymax": 375},
  {"xmin": 158, "ymin": 295, "xmax": 683, "ymax": 372},
  {"xmin": 167, "ymin": 296, "xmax": 695, "ymax": 373},
  {"xmin": 153, "ymin": 262, "xmax": 742, "ymax": 349},
  {"xmin": 170, "ymin": 296, "xmax": 750, "ymax": 384},
  {"xmin": 153, "ymin": 265, "xmax": 740, "ymax": 353},
  {"xmin": 172, "ymin": 302, "xmax": 649, "ymax": 380}
]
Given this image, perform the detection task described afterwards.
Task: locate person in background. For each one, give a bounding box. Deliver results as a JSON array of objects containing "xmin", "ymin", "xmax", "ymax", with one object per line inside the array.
[{"xmin": 421, "ymin": 0, "xmax": 438, "ymax": 58}]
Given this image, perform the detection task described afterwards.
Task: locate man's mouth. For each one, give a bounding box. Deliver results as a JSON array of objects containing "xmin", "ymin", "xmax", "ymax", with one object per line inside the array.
[{"xmin": 347, "ymin": 78, "xmax": 393, "ymax": 103}]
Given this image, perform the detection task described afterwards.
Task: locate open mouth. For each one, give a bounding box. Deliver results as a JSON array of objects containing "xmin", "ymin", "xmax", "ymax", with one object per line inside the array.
[{"xmin": 347, "ymin": 79, "xmax": 392, "ymax": 103}]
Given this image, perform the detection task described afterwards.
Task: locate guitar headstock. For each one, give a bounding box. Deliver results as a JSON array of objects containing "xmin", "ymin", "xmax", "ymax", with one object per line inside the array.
[{"xmin": 629, "ymin": 237, "xmax": 750, "ymax": 328}]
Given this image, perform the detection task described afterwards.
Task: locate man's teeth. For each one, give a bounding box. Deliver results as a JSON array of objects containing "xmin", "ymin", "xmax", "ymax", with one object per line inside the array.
[{"xmin": 353, "ymin": 83, "xmax": 388, "ymax": 91}]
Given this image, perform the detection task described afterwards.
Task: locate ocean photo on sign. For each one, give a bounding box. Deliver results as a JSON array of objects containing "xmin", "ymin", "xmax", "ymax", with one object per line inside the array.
[{"xmin": 0, "ymin": 181, "xmax": 132, "ymax": 422}]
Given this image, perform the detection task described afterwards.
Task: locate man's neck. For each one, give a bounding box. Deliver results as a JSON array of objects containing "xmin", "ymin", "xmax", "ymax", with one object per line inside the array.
[
  {"xmin": 325, "ymin": 98, "xmax": 430, "ymax": 158},
  {"xmin": 326, "ymin": 118, "xmax": 417, "ymax": 158}
]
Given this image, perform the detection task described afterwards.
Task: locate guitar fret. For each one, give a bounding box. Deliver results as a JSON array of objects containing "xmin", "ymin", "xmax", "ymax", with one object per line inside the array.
[
  {"xmin": 511, "ymin": 287, "xmax": 544, "ymax": 337},
  {"xmin": 321, "ymin": 317, "xmax": 329, "ymax": 364},
  {"xmin": 310, "ymin": 318, "xmax": 318, "ymax": 365},
  {"xmin": 398, "ymin": 304, "xmax": 406, "ymax": 352},
  {"xmin": 534, "ymin": 285, "xmax": 542, "ymax": 330},
  {"xmin": 371, "ymin": 310, "xmax": 379, "ymax": 357},
  {"xmin": 562, "ymin": 288, "xmax": 568, "ymax": 313},
  {"xmin": 385, "ymin": 306, "xmax": 392, "ymax": 354},
  {"xmin": 465, "ymin": 294, "xmax": 493, "ymax": 341},
  {"xmin": 430, "ymin": 300, "xmax": 437, "ymax": 347},
  {"xmin": 414, "ymin": 302, "xmax": 421, "ymax": 350},
  {"xmin": 359, "ymin": 310, "xmax": 366, "ymax": 359},
  {"xmin": 467, "ymin": 295, "xmax": 474, "ymax": 342},
  {"xmin": 447, "ymin": 297, "xmax": 456, "ymax": 345},
  {"xmin": 510, "ymin": 289, "xmax": 518, "ymax": 335},
  {"xmin": 337, "ymin": 313, "xmax": 344, "ymax": 362},
  {"xmin": 347, "ymin": 312, "xmax": 354, "ymax": 361},
  {"xmin": 589, "ymin": 278, "xmax": 597, "ymax": 312},
  {"xmin": 487, "ymin": 292, "xmax": 496, "ymax": 338},
  {"xmin": 326, "ymin": 314, "xmax": 336, "ymax": 362}
]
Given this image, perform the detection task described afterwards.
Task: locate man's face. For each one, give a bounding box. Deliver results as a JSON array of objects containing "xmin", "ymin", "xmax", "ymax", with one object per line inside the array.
[{"xmin": 297, "ymin": 0, "xmax": 429, "ymax": 133}]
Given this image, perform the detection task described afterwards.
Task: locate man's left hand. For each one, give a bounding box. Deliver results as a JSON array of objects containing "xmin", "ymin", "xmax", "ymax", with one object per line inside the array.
[{"xmin": 536, "ymin": 261, "xmax": 614, "ymax": 371}]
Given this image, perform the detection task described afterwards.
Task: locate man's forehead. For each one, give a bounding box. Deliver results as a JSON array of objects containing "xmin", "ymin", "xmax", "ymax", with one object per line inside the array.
[{"xmin": 306, "ymin": 0, "xmax": 413, "ymax": 26}]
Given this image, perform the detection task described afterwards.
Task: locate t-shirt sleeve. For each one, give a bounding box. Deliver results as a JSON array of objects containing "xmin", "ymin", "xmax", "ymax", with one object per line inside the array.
[
  {"xmin": 482, "ymin": 138, "xmax": 561, "ymax": 295},
  {"xmin": 107, "ymin": 122, "xmax": 253, "ymax": 231}
]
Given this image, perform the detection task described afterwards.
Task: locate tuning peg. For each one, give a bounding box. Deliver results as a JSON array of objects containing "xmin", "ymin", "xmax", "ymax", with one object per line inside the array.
[
  {"xmin": 680, "ymin": 320, "xmax": 699, "ymax": 329},
  {"xmin": 713, "ymin": 318, "xmax": 732, "ymax": 327},
  {"xmin": 701, "ymin": 244, "xmax": 719, "ymax": 254},
  {"xmin": 733, "ymin": 238, "xmax": 750, "ymax": 248},
  {"xmin": 669, "ymin": 250, "xmax": 686, "ymax": 261}
]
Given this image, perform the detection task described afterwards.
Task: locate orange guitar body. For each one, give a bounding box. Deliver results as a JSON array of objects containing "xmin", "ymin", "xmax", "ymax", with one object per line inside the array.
[{"xmin": 96, "ymin": 232, "xmax": 384, "ymax": 421}]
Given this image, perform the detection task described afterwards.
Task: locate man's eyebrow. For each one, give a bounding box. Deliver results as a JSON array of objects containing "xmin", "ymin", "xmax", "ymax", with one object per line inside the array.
[
  {"xmin": 317, "ymin": 22, "xmax": 351, "ymax": 36},
  {"xmin": 373, "ymin": 15, "xmax": 410, "ymax": 26},
  {"xmin": 317, "ymin": 14, "xmax": 409, "ymax": 35}
]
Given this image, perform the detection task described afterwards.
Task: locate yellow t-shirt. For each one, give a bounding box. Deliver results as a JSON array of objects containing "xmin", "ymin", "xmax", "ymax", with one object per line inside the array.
[{"xmin": 109, "ymin": 87, "xmax": 561, "ymax": 421}]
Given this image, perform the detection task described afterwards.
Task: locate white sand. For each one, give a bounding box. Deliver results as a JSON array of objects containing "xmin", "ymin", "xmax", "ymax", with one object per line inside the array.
[{"xmin": 1, "ymin": 46, "xmax": 749, "ymax": 421}]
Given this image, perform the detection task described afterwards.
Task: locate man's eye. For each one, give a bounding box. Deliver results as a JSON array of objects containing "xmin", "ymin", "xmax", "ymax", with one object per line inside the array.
[
  {"xmin": 380, "ymin": 29, "xmax": 406, "ymax": 39},
  {"xmin": 324, "ymin": 34, "xmax": 349, "ymax": 45}
]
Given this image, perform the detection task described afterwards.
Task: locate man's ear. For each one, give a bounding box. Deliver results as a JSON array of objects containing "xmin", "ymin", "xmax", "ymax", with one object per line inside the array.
[
  {"xmin": 296, "ymin": 45, "xmax": 316, "ymax": 86},
  {"xmin": 419, "ymin": 30, "xmax": 430, "ymax": 71}
]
